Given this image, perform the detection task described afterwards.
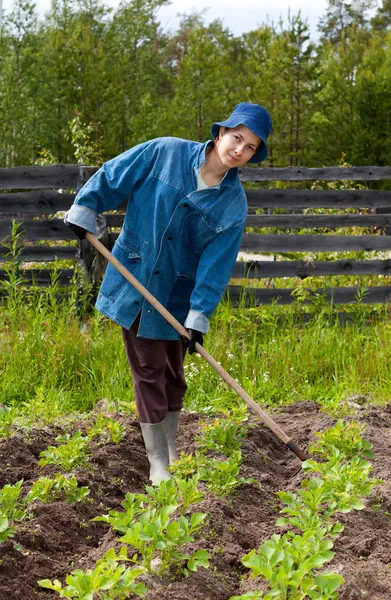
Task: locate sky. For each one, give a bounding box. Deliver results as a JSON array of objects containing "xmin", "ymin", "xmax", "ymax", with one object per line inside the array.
[{"xmin": 1, "ymin": 0, "xmax": 330, "ymax": 39}]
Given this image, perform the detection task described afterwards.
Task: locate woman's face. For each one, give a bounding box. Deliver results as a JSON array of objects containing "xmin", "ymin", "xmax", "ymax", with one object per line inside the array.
[{"xmin": 215, "ymin": 125, "xmax": 261, "ymax": 169}]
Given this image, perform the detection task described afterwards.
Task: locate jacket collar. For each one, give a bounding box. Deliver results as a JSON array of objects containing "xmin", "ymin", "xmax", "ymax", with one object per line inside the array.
[{"xmin": 196, "ymin": 140, "xmax": 239, "ymax": 188}]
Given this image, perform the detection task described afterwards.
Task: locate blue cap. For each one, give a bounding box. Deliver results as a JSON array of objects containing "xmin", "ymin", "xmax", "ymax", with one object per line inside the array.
[{"xmin": 211, "ymin": 102, "xmax": 272, "ymax": 163}]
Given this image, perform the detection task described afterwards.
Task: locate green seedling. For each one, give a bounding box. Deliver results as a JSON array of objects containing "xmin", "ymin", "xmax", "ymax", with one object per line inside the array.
[
  {"xmin": 310, "ymin": 420, "xmax": 374, "ymax": 459},
  {"xmin": 0, "ymin": 480, "xmax": 25, "ymax": 522},
  {"xmin": 303, "ymin": 448, "xmax": 382, "ymax": 512},
  {"xmin": 0, "ymin": 514, "xmax": 15, "ymax": 542},
  {"xmin": 144, "ymin": 476, "xmax": 204, "ymax": 514},
  {"xmin": 38, "ymin": 547, "xmax": 147, "ymax": 598},
  {"xmin": 119, "ymin": 503, "xmax": 210, "ymax": 576},
  {"xmin": 277, "ymin": 478, "xmax": 344, "ymax": 536},
  {"xmin": 144, "ymin": 479, "xmax": 178, "ymax": 510},
  {"xmin": 198, "ymin": 451, "xmax": 256, "ymax": 497},
  {"xmin": 233, "ymin": 531, "xmax": 344, "ymax": 600},
  {"xmin": 168, "ymin": 451, "xmax": 200, "ymax": 479},
  {"xmin": 38, "ymin": 431, "xmax": 91, "ymax": 471},
  {"xmin": 25, "ymin": 474, "xmax": 90, "ymax": 504},
  {"xmin": 197, "ymin": 418, "xmax": 248, "ymax": 457},
  {"xmin": 93, "ymin": 492, "xmax": 146, "ymax": 534},
  {"xmin": 87, "ymin": 414, "xmax": 126, "ymax": 444},
  {"xmin": 174, "ymin": 474, "xmax": 204, "ymax": 514},
  {"xmin": 0, "ymin": 405, "xmax": 17, "ymax": 438}
]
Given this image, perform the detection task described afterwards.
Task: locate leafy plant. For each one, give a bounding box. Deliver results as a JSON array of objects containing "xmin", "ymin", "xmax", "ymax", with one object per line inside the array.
[
  {"xmin": 39, "ymin": 547, "xmax": 147, "ymax": 598},
  {"xmin": 198, "ymin": 451, "xmax": 256, "ymax": 497},
  {"xmin": 310, "ymin": 420, "xmax": 374, "ymax": 459},
  {"xmin": 232, "ymin": 532, "xmax": 344, "ymax": 600},
  {"xmin": 0, "ymin": 480, "xmax": 25, "ymax": 522},
  {"xmin": 197, "ymin": 418, "xmax": 248, "ymax": 457},
  {"xmin": 38, "ymin": 431, "xmax": 91, "ymax": 471},
  {"xmin": 302, "ymin": 448, "xmax": 382, "ymax": 510},
  {"xmin": 87, "ymin": 414, "xmax": 126, "ymax": 444},
  {"xmin": 119, "ymin": 504, "xmax": 210, "ymax": 576},
  {"xmin": 174, "ymin": 475, "xmax": 204, "ymax": 514},
  {"xmin": 0, "ymin": 514, "xmax": 15, "ymax": 543},
  {"xmin": 92, "ymin": 493, "xmax": 146, "ymax": 534},
  {"xmin": 0, "ymin": 405, "xmax": 17, "ymax": 438},
  {"xmin": 25, "ymin": 474, "xmax": 90, "ymax": 504}
]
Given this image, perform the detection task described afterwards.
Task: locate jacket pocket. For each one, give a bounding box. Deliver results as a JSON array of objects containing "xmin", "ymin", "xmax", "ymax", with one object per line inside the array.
[
  {"xmin": 99, "ymin": 238, "xmax": 142, "ymax": 302},
  {"xmin": 166, "ymin": 272, "xmax": 195, "ymax": 323},
  {"xmin": 180, "ymin": 211, "xmax": 219, "ymax": 256}
]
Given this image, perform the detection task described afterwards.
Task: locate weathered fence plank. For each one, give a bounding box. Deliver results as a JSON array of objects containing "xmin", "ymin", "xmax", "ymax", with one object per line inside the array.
[
  {"xmin": 0, "ymin": 191, "xmax": 75, "ymax": 214},
  {"xmin": 0, "ymin": 220, "xmax": 74, "ymax": 241},
  {"xmin": 231, "ymin": 259, "xmax": 391, "ymax": 279},
  {"xmin": 241, "ymin": 233, "xmax": 391, "ymax": 252},
  {"xmin": 0, "ymin": 166, "xmax": 81, "ymax": 190},
  {"xmin": 227, "ymin": 285, "xmax": 391, "ymax": 305},
  {"xmin": 240, "ymin": 166, "xmax": 391, "ymax": 182},
  {"xmin": 244, "ymin": 214, "xmax": 391, "ymax": 228},
  {"xmin": 0, "ymin": 245, "xmax": 76, "ymax": 262},
  {"xmin": 245, "ymin": 189, "xmax": 391, "ymax": 209},
  {"xmin": 0, "ymin": 268, "xmax": 73, "ymax": 286}
]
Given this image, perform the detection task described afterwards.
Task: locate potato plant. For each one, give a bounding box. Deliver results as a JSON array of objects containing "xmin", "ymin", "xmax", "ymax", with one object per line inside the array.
[
  {"xmin": 233, "ymin": 420, "xmax": 382, "ymax": 599},
  {"xmin": 94, "ymin": 485, "xmax": 210, "ymax": 577},
  {"xmin": 38, "ymin": 431, "xmax": 91, "ymax": 471},
  {"xmin": 39, "ymin": 547, "xmax": 147, "ymax": 598},
  {"xmin": 231, "ymin": 531, "xmax": 344, "ymax": 600}
]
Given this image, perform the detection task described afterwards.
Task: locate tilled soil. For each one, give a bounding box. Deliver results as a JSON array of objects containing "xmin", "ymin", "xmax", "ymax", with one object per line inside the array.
[{"xmin": 0, "ymin": 400, "xmax": 390, "ymax": 600}]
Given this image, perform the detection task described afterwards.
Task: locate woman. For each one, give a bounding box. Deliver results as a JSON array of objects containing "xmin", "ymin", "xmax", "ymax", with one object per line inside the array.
[{"xmin": 65, "ymin": 101, "xmax": 272, "ymax": 484}]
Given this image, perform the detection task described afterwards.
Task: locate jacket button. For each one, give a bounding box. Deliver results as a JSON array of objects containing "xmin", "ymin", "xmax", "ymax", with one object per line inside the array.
[
  {"xmin": 134, "ymin": 300, "xmax": 140, "ymax": 305},
  {"xmin": 167, "ymin": 235, "xmax": 173, "ymax": 240},
  {"xmin": 147, "ymin": 309, "xmax": 152, "ymax": 313},
  {"xmin": 154, "ymin": 270, "xmax": 160, "ymax": 274},
  {"xmin": 183, "ymin": 203, "xmax": 189, "ymax": 207}
]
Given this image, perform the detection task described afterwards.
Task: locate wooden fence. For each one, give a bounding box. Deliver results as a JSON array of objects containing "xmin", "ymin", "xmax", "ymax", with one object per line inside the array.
[{"xmin": 1, "ymin": 164, "xmax": 391, "ymax": 305}]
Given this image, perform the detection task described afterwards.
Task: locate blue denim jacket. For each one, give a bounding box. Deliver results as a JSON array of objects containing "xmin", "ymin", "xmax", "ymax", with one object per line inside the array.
[{"xmin": 65, "ymin": 137, "xmax": 247, "ymax": 339}]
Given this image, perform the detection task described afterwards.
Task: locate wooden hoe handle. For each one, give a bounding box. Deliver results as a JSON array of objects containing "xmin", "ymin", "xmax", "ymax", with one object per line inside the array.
[{"xmin": 86, "ymin": 232, "xmax": 308, "ymax": 462}]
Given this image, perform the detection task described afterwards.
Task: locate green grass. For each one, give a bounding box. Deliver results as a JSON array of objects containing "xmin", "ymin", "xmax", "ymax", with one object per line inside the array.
[{"xmin": 1, "ymin": 277, "xmax": 391, "ymax": 429}]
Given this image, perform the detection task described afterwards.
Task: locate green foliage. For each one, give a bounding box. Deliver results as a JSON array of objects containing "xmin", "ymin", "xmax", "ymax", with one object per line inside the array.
[
  {"xmin": 0, "ymin": 515, "xmax": 14, "ymax": 543},
  {"xmin": 198, "ymin": 451, "xmax": 256, "ymax": 498},
  {"xmin": 0, "ymin": 405, "xmax": 17, "ymax": 438},
  {"xmin": 119, "ymin": 504, "xmax": 209, "ymax": 576},
  {"xmin": 25, "ymin": 474, "xmax": 90, "ymax": 504},
  {"xmin": 94, "ymin": 485, "xmax": 209, "ymax": 577},
  {"xmin": 87, "ymin": 414, "xmax": 126, "ymax": 444},
  {"xmin": 197, "ymin": 418, "xmax": 248, "ymax": 457},
  {"xmin": 38, "ymin": 547, "xmax": 147, "ymax": 598},
  {"xmin": 0, "ymin": 480, "xmax": 25, "ymax": 522},
  {"xmin": 302, "ymin": 448, "xmax": 382, "ymax": 506},
  {"xmin": 67, "ymin": 113, "xmax": 104, "ymax": 166},
  {"xmin": 310, "ymin": 419, "xmax": 374, "ymax": 459},
  {"xmin": 174, "ymin": 475, "xmax": 205, "ymax": 514},
  {"xmin": 38, "ymin": 431, "xmax": 91, "ymax": 471},
  {"xmin": 232, "ymin": 532, "xmax": 344, "ymax": 600}
]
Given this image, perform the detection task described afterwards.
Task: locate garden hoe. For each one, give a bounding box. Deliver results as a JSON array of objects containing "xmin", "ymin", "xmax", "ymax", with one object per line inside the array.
[{"xmin": 86, "ymin": 233, "xmax": 308, "ymax": 463}]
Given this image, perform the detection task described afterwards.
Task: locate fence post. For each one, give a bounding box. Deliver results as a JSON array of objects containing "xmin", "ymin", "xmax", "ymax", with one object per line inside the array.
[{"xmin": 76, "ymin": 165, "xmax": 111, "ymax": 283}]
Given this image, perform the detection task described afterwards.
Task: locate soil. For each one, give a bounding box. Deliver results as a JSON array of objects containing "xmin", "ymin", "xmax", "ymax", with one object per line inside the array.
[{"xmin": 0, "ymin": 400, "xmax": 390, "ymax": 600}]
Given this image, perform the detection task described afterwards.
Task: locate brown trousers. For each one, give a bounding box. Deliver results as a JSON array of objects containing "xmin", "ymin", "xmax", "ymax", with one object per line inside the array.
[{"xmin": 122, "ymin": 315, "xmax": 187, "ymax": 424}]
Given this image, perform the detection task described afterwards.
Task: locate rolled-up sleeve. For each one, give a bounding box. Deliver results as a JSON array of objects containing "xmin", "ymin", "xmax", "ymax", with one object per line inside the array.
[{"xmin": 64, "ymin": 141, "xmax": 151, "ymax": 233}]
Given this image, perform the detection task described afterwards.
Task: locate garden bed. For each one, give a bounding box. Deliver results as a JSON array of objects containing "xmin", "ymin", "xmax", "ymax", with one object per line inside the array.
[{"xmin": 0, "ymin": 400, "xmax": 390, "ymax": 599}]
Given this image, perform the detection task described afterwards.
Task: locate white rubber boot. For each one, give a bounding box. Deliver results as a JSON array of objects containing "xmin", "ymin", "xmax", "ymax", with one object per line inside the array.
[
  {"xmin": 140, "ymin": 421, "xmax": 172, "ymax": 485},
  {"xmin": 164, "ymin": 411, "xmax": 180, "ymax": 464}
]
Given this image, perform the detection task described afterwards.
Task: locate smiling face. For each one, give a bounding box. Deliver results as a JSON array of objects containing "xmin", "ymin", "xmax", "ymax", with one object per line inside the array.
[{"xmin": 215, "ymin": 125, "xmax": 262, "ymax": 169}]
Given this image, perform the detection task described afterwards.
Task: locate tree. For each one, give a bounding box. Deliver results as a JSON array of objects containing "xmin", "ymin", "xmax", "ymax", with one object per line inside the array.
[{"xmin": 318, "ymin": 0, "xmax": 376, "ymax": 42}]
